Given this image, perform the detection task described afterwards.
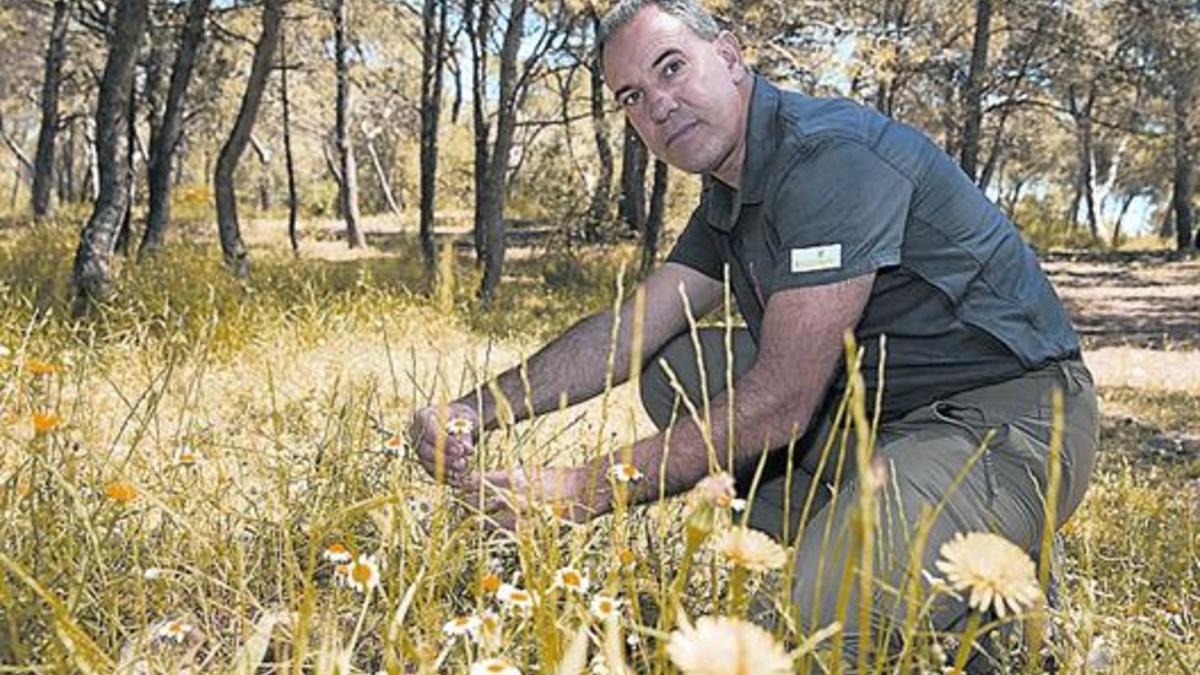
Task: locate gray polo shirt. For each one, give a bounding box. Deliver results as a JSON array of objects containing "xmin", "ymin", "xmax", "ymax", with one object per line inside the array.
[{"xmin": 667, "ymin": 76, "xmax": 1081, "ymax": 420}]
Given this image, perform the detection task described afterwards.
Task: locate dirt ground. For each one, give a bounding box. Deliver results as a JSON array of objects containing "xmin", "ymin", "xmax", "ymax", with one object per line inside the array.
[{"xmin": 1043, "ymin": 251, "xmax": 1200, "ymax": 395}]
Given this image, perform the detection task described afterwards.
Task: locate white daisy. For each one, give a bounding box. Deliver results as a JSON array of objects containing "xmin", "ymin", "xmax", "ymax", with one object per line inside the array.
[
  {"xmin": 470, "ymin": 657, "xmax": 521, "ymax": 675},
  {"xmin": 717, "ymin": 527, "xmax": 788, "ymax": 572},
  {"xmin": 608, "ymin": 463, "xmax": 643, "ymax": 483},
  {"xmin": 667, "ymin": 615, "xmax": 792, "ymax": 675},
  {"xmin": 552, "ymin": 567, "xmax": 590, "ymax": 595},
  {"xmin": 497, "ymin": 583, "xmax": 535, "ymax": 611},
  {"xmin": 155, "ymin": 619, "xmax": 193, "ymax": 644},
  {"xmin": 337, "ymin": 553, "xmax": 381, "ymax": 594},
  {"xmin": 589, "ymin": 594, "xmax": 621, "ymax": 622},
  {"xmin": 445, "ymin": 416, "xmax": 475, "ymax": 436},
  {"xmin": 322, "ymin": 542, "xmax": 353, "ymax": 564},
  {"xmin": 443, "ymin": 614, "xmax": 482, "ymax": 638}
]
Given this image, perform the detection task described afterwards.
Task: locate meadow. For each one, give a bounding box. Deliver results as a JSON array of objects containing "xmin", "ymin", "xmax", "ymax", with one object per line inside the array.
[{"xmin": 0, "ymin": 216, "xmax": 1196, "ymax": 674}]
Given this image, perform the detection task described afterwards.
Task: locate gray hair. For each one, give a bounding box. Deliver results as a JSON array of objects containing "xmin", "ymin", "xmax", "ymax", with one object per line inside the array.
[{"xmin": 597, "ymin": 0, "xmax": 722, "ymax": 63}]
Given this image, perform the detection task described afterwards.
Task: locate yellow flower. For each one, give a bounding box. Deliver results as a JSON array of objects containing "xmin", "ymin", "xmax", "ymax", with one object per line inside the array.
[
  {"xmin": 608, "ymin": 463, "xmax": 642, "ymax": 483},
  {"xmin": 469, "ymin": 657, "xmax": 521, "ymax": 675},
  {"xmin": 717, "ymin": 527, "xmax": 788, "ymax": 572},
  {"xmin": 589, "ymin": 594, "xmax": 621, "ymax": 622},
  {"xmin": 667, "ymin": 615, "xmax": 793, "ymax": 675},
  {"xmin": 617, "ymin": 547, "xmax": 637, "ymax": 569},
  {"xmin": 105, "ymin": 481, "xmax": 139, "ymax": 504},
  {"xmin": 497, "ymin": 583, "xmax": 535, "ymax": 611},
  {"xmin": 553, "ymin": 567, "xmax": 590, "ymax": 595},
  {"xmin": 336, "ymin": 553, "xmax": 381, "ymax": 594},
  {"xmin": 480, "ymin": 572, "xmax": 502, "ymax": 594},
  {"xmin": 322, "ymin": 542, "xmax": 352, "ymax": 564},
  {"xmin": 155, "ymin": 619, "xmax": 193, "ymax": 644},
  {"xmin": 935, "ymin": 531, "xmax": 1043, "ymax": 618},
  {"xmin": 443, "ymin": 614, "xmax": 482, "ymax": 638},
  {"xmin": 25, "ymin": 358, "xmax": 59, "ymax": 376},
  {"xmin": 32, "ymin": 412, "xmax": 60, "ymax": 434}
]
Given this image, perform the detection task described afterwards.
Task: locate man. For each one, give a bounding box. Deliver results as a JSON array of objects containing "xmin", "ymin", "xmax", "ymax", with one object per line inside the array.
[{"xmin": 409, "ymin": 0, "xmax": 1098, "ymax": 665}]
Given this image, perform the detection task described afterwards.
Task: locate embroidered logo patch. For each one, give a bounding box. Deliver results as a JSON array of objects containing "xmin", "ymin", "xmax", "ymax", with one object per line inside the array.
[{"xmin": 790, "ymin": 244, "xmax": 842, "ymax": 273}]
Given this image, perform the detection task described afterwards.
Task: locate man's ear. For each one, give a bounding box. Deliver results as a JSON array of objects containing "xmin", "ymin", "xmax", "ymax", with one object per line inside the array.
[{"xmin": 714, "ymin": 30, "xmax": 746, "ymax": 83}]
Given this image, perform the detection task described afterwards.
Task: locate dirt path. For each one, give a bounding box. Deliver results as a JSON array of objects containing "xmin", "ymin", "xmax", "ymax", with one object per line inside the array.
[{"xmin": 1043, "ymin": 251, "xmax": 1200, "ymax": 394}]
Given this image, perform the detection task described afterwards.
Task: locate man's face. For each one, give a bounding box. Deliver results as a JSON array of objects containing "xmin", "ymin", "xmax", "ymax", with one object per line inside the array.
[{"xmin": 602, "ymin": 6, "xmax": 748, "ymax": 178}]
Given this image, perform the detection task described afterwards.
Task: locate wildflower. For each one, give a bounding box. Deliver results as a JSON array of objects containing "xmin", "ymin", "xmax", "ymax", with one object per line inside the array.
[
  {"xmin": 25, "ymin": 358, "xmax": 59, "ymax": 376},
  {"xmin": 469, "ymin": 657, "xmax": 521, "ymax": 675},
  {"xmin": 177, "ymin": 444, "xmax": 201, "ymax": 466},
  {"xmin": 497, "ymin": 583, "xmax": 534, "ymax": 611},
  {"xmin": 381, "ymin": 434, "xmax": 406, "ymax": 457},
  {"xmin": 0, "ymin": 344, "xmax": 9, "ymax": 358},
  {"xmin": 608, "ymin": 463, "xmax": 642, "ymax": 483},
  {"xmin": 445, "ymin": 416, "xmax": 474, "ymax": 436},
  {"xmin": 480, "ymin": 572, "xmax": 502, "ymax": 594},
  {"xmin": 589, "ymin": 594, "xmax": 621, "ymax": 622},
  {"xmin": 667, "ymin": 615, "xmax": 792, "ymax": 675},
  {"xmin": 105, "ymin": 481, "xmax": 139, "ymax": 504},
  {"xmin": 443, "ymin": 614, "xmax": 482, "ymax": 638},
  {"xmin": 337, "ymin": 553, "xmax": 381, "ymax": 594},
  {"xmin": 935, "ymin": 531, "xmax": 1042, "ymax": 618},
  {"xmin": 717, "ymin": 527, "xmax": 788, "ymax": 572},
  {"xmin": 553, "ymin": 567, "xmax": 590, "ymax": 595},
  {"xmin": 155, "ymin": 619, "xmax": 193, "ymax": 644},
  {"xmin": 32, "ymin": 412, "xmax": 60, "ymax": 434},
  {"xmin": 322, "ymin": 543, "xmax": 352, "ymax": 564},
  {"xmin": 617, "ymin": 547, "xmax": 637, "ymax": 569},
  {"xmin": 143, "ymin": 567, "xmax": 163, "ymax": 581}
]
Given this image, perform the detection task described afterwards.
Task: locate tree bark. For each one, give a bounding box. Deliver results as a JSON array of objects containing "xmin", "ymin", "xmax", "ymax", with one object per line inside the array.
[
  {"xmin": 214, "ymin": 0, "xmax": 282, "ymax": 277},
  {"xmin": 1111, "ymin": 192, "xmax": 1135, "ymax": 248},
  {"xmin": 479, "ymin": 0, "xmax": 526, "ymax": 303},
  {"xmin": 32, "ymin": 0, "xmax": 69, "ymax": 219},
  {"xmin": 70, "ymin": 0, "xmax": 149, "ymax": 315},
  {"xmin": 619, "ymin": 118, "xmax": 647, "ymax": 235},
  {"xmin": 280, "ymin": 21, "xmax": 299, "ymax": 256},
  {"xmin": 468, "ymin": 0, "xmax": 492, "ymax": 263},
  {"xmin": 141, "ymin": 0, "xmax": 210, "ymax": 258},
  {"xmin": 958, "ymin": 0, "xmax": 991, "ymax": 181},
  {"xmin": 1172, "ymin": 70, "xmax": 1194, "ymax": 251},
  {"xmin": 333, "ymin": 0, "xmax": 365, "ymax": 249},
  {"xmin": 114, "ymin": 92, "xmax": 139, "ymax": 257},
  {"xmin": 584, "ymin": 9, "xmax": 614, "ymax": 243},
  {"xmin": 419, "ymin": 0, "xmax": 448, "ymax": 275},
  {"xmin": 642, "ymin": 159, "xmax": 667, "ymax": 275}
]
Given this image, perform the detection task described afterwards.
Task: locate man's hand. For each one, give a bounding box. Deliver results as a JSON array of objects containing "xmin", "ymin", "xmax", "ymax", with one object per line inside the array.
[
  {"xmin": 458, "ymin": 466, "xmax": 611, "ymax": 530},
  {"xmin": 408, "ymin": 402, "xmax": 479, "ymax": 485}
]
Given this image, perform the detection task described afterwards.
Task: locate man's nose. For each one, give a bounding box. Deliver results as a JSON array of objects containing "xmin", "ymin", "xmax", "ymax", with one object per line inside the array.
[{"xmin": 648, "ymin": 90, "xmax": 677, "ymax": 124}]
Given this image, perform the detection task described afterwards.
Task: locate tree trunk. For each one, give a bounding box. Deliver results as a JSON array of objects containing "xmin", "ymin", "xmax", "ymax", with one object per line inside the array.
[
  {"xmin": 365, "ymin": 135, "xmax": 401, "ymax": 215},
  {"xmin": 32, "ymin": 0, "xmax": 69, "ymax": 219},
  {"xmin": 280, "ymin": 21, "xmax": 299, "ymax": 256},
  {"xmin": 479, "ymin": 0, "xmax": 526, "ymax": 303},
  {"xmin": 959, "ymin": 0, "xmax": 991, "ymax": 181},
  {"xmin": 249, "ymin": 134, "xmax": 273, "ymax": 211},
  {"xmin": 642, "ymin": 159, "xmax": 667, "ymax": 275},
  {"xmin": 419, "ymin": 0, "xmax": 448, "ymax": 275},
  {"xmin": 1172, "ymin": 71, "xmax": 1194, "ymax": 251},
  {"xmin": 1111, "ymin": 192, "xmax": 1135, "ymax": 248},
  {"xmin": 140, "ymin": 0, "xmax": 210, "ymax": 259},
  {"xmin": 114, "ymin": 92, "xmax": 139, "ymax": 257},
  {"xmin": 619, "ymin": 118, "xmax": 647, "ymax": 234},
  {"xmin": 333, "ymin": 0, "xmax": 365, "ymax": 249},
  {"xmin": 584, "ymin": 9, "xmax": 614, "ymax": 243},
  {"xmin": 468, "ymin": 0, "xmax": 492, "ymax": 263},
  {"xmin": 70, "ymin": 0, "xmax": 150, "ymax": 315},
  {"xmin": 214, "ymin": 0, "xmax": 281, "ymax": 277}
]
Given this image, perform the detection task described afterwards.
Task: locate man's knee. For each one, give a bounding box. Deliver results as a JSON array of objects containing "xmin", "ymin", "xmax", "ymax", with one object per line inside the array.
[{"xmin": 639, "ymin": 332, "xmax": 696, "ymax": 430}]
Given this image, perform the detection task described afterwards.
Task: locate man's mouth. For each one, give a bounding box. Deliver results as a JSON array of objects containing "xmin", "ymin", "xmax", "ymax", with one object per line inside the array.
[{"xmin": 665, "ymin": 120, "xmax": 699, "ymax": 148}]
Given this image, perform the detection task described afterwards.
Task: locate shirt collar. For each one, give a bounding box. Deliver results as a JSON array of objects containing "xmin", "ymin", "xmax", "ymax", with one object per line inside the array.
[{"xmin": 702, "ymin": 74, "xmax": 781, "ymax": 232}]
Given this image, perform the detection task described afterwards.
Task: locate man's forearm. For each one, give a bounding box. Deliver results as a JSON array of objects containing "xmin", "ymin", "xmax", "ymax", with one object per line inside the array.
[
  {"xmin": 454, "ymin": 308, "xmax": 640, "ymax": 430},
  {"xmin": 583, "ymin": 362, "xmax": 836, "ymax": 511}
]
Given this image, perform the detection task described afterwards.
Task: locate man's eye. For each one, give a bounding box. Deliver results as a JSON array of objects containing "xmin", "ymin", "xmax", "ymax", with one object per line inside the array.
[
  {"xmin": 621, "ymin": 91, "xmax": 642, "ymax": 107},
  {"xmin": 663, "ymin": 59, "xmax": 684, "ymax": 77}
]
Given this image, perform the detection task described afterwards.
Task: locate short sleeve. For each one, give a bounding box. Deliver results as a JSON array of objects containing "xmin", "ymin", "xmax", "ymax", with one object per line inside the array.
[
  {"xmin": 767, "ymin": 140, "xmax": 911, "ymax": 291},
  {"xmin": 665, "ymin": 206, "xmax": 724, "ymax": 281}
]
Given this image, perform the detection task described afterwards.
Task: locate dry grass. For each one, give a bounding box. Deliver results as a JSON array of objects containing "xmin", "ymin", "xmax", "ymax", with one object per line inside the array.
[{"xmin": 0, "ymin": 220, "xmax": 1196, "ymax": 673}]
